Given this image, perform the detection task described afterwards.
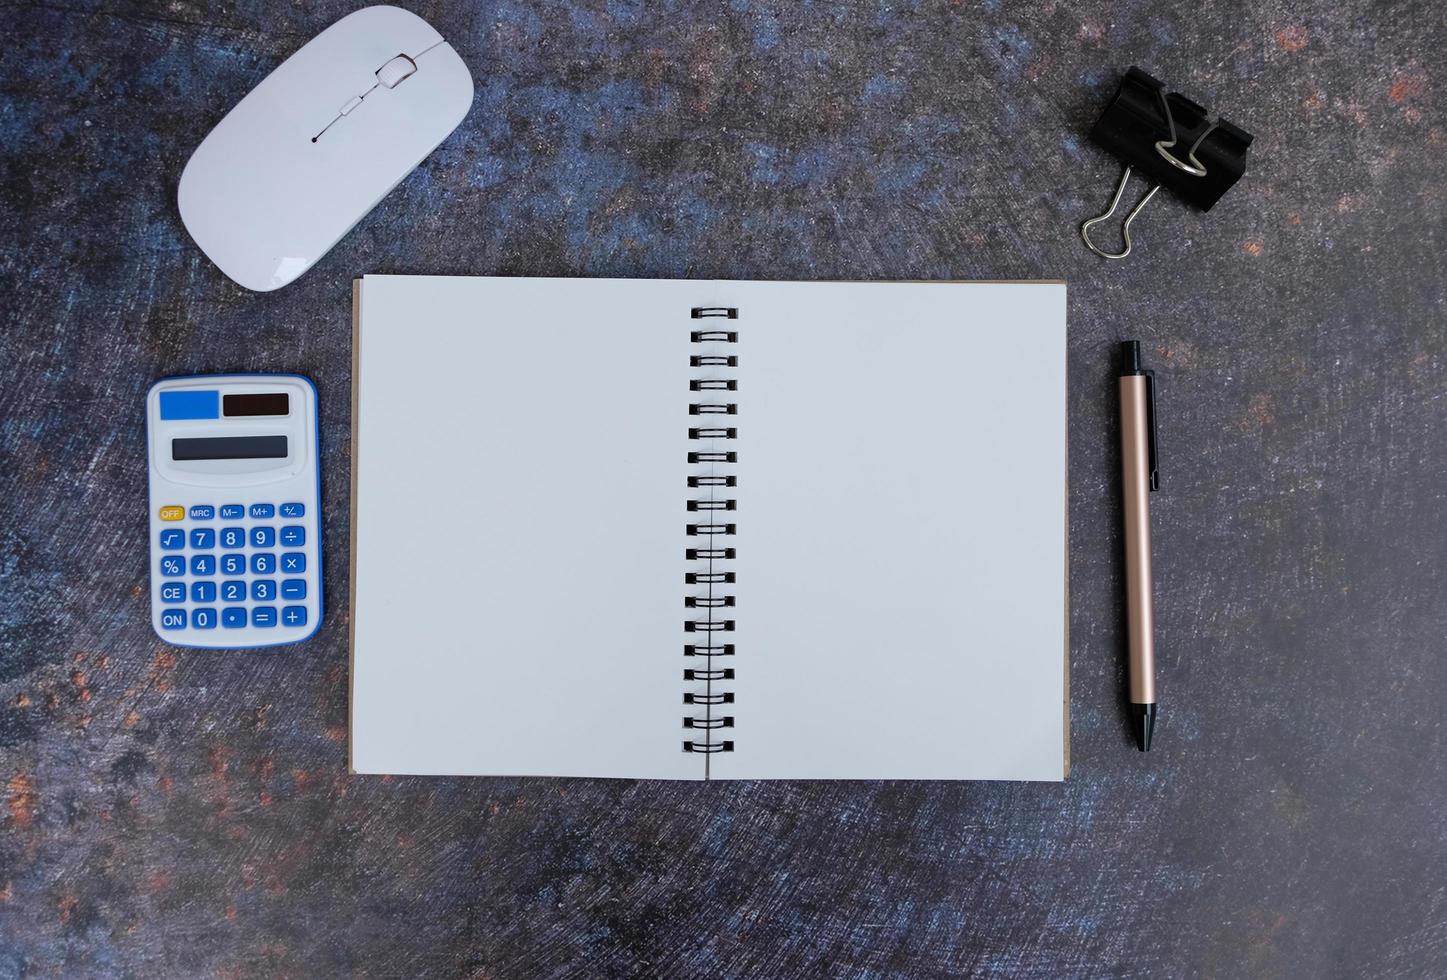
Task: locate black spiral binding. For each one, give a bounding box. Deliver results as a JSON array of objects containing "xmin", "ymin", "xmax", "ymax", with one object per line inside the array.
[{"xmin": 684, "ymin": 306, "xmax": 738, "ymax": 763}]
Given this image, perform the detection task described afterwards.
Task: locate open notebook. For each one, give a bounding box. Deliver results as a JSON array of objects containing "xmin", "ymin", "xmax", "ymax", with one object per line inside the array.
[{"xmin": 350, "ymin": 276, "xmax": 1068, "ymax": 780}]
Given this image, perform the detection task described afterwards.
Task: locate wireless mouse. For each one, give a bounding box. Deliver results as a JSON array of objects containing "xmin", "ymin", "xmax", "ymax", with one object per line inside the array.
[{"xmin": 178, "ymin": 6, "xmax": 473, "ymax": 291}]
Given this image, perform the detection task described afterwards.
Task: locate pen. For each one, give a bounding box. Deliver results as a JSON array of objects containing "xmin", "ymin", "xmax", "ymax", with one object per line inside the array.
[{"xmin": 1118, "ymin": 341, "xmax": 1159, "ymax": 751}]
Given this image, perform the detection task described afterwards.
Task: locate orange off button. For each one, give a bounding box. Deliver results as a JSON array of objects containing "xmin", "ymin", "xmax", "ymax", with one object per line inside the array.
[{"xmin": 158, "ymin": 505, "xmax": 185, "ymax": 521}]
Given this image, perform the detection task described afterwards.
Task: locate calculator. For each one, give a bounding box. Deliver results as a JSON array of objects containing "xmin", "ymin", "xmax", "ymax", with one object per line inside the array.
[{"xmin": 146, "ymin": 374, "xmax": 323, "ymax": 648}]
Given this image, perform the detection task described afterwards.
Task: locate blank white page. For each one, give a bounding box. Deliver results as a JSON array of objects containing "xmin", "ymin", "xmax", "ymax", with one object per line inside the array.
[
  {"xmin": 351, "ymin": 276, "xmax": 700, "ymax": 778},
  {"xmin": 350, "ymin": 276, "xmax": 1066, "ymax": 781},
  {"xmin": 711, "ymin": 281, "xmax": 1067, "ymax": 780}
]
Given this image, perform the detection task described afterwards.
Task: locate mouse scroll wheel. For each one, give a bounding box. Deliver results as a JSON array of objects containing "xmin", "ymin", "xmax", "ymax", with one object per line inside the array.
[{"xmin": 375, "ymin": 55, "xmax": 417, "ymax": 88}]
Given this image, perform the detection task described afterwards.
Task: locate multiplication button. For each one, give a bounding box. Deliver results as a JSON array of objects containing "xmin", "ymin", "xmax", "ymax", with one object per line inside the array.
[{"xmin": 280, "ymin": 552, "xmax": 306, "ymax": 574}]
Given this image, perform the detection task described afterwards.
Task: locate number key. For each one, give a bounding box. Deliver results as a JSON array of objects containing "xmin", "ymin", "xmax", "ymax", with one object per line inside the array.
[
  {"xmin": 251, "ymin": 579, "xmax": 277, "ymax": 602},
  {"xmin": 251, "ymin": 526, "xmax": 275, "ymax": 548},
  {"xmin": 190, "ymin": 554, "xmax": 216, "ymax": 576},
  {"xmin": 221, "ymin": 579, "xmax": 246, "ymax": 603},
  {"xmin": 191, "ymin": 582, "xmax": 217, "ymax": 602},
  {"xmin": 192, "ymin": 608, "xmax": 217, "ymax": 630},
  {"xmin": 190, "ymin": 528, "xmax": 215, "ymax": 549},
  {"xmin": 220, "ymin": 527, "xmax": 245, "ymax": 549},
  {"xmin": 251, "ymin": 553, "xmax": 276, "ymax": 575},
  {"xmin": 220, "ymin": 554, "xmax": 245, "ymax": 576},
  {"xmin": 159, "ymin": 529, "xmax": 185, "ymax": 550}
]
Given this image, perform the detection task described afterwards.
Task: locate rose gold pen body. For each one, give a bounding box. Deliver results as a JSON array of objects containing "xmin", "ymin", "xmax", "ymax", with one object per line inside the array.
[{"xmin": 1118, "ymin": 341, "xmax": 1158, "ymax": 751}]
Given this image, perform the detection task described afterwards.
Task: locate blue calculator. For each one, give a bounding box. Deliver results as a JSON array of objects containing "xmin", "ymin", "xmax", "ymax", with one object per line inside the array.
[{"xmin": 146, "ymin": 374, "xmax": 323, "ymax": 648}]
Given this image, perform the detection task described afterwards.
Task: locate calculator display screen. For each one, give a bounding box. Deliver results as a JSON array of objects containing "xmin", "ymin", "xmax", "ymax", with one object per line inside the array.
[
  {"xmin": 172, "ymin": 436, "xmax": 288, "ymax": 460},
  {"xmin": 223, "ymin": 392, "xmax": 289, "ymax": 416}
]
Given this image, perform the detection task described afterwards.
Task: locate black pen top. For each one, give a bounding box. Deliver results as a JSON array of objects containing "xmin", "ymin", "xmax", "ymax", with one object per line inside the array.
[{"xmin": 1120, "ymin": 340, "xmax": 1144, "ymax": 375}]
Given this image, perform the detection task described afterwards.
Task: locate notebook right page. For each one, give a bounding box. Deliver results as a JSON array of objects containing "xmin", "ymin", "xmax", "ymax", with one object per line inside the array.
[{"xmin": 717, "ymin": 281, "xmax": 1067, "ymax": 780}]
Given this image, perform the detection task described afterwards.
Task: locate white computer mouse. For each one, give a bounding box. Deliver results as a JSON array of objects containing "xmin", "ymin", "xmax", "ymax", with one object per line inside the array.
[{"xmin": 178, "ymin": 6, "xmax": 473, "ymax": 291}]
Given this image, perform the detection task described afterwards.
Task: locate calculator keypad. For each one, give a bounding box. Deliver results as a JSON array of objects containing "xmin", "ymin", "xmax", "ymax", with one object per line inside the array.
[{"xmin": 154, "ymin": 501, "xmax": 315, "ymax": 643}]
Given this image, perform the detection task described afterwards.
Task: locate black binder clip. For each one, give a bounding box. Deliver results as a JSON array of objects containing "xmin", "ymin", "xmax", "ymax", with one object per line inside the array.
[{"xmin": 1080, "ymin": 67, "xmax": 1253, "ymax": 259}]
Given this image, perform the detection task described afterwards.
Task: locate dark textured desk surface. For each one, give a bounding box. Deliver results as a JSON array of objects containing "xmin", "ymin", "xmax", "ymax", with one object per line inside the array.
[{"xmin": 3, "ymin": 1, "xmax": 1444, "ymax": 977}]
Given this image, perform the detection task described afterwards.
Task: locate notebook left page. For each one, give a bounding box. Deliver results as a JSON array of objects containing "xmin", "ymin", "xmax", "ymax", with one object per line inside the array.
[{"xmin": 350, "ymin": 275, "xmax": 697, "ymax": 778}]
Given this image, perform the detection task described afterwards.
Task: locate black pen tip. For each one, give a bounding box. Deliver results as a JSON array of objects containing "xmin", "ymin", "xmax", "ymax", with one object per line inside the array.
[{"xmin": 1131, "ymin": 703, "xmax": 1157, "ymax": 752}]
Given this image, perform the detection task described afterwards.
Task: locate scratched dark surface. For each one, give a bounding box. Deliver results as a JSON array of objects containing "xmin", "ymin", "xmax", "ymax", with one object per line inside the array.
[{"xmin": 2, "ymin": 0, "xmax": 1445, "ymax": 977}]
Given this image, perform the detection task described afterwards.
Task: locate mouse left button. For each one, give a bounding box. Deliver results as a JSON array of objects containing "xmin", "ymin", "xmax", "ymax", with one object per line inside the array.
[{"xmin": 375, "ymin": 55, "xmax": 417, "ymax": 88}]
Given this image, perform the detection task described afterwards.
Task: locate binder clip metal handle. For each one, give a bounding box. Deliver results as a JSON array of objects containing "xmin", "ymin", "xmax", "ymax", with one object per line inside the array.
[
  {"xmin": 1081, "ymin": 167, "xmax": 1158, "ymax": 260},
  {"xmin": 1079, "ymin": 67, "xmax": 1253, "ymax": 260}
]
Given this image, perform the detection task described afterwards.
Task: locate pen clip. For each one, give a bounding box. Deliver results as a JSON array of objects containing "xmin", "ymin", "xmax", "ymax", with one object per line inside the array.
[{"xmin": 1144, "ymin": 369, "xmax": 1159, "ymax": 491}]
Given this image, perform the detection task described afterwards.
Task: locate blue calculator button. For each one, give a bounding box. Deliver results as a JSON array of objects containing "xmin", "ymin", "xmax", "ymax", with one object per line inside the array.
[
  {"xmin": 159, "ymin": 583, "xmax": 185, "ymax": 603},
  {"xmin": 251, "ymin": 579, "xmax": 277, "ymax": 601},
  {"xmin": 252, "ymin": 606, "xmax": 278, "ymax": 628},
  {"xmin": 219, "ymin": 504, "xmax": 245, "ymax": 520},
  {"xmin": 249, "ymin": 503, "xmax": 275, "ymax": 519},
  {"xmin": 220, "ymin": 554, "xmax": 245, "ymax": 576},
  {"xmin": 280, "ymin": 552, "xmax": 307, "ymax": 574},
  {"xmin": 280, "ymin": 502, "xmax": 306, "ymax": 518},
  {"xmin": 159, "ymin": 556, "xmax": 185, "ymax": 577},
  {"xmin": 159, "ymin": 609, "xmax": 186, "ymax": 630},
  {"xmin": 189, "ymin": 505, "xmax": 215, "ymax": 520},
  {"xmin": 220, "ymin": 527, "xmax": 245, "ymax": 549},
  {"xmin": 280, "ymin": 578, "xmax": 307, "ymax": 600},
  {"xmin": 192, "ymin": 607, "xmax": 218, "ymax": 630},
  {"xmin": 251, "ymin": 553, "xmax": 276, "ymax": 575},
  {"xmin": 220, "ymin": 579, "xmax": 246, "ymax": 603},
  {"xmin": 191, "ymin": 581, "xmax": 217, "ymax": 602},
  {"xmin": 221, "ymin": 607, "xmax": 247, "ymax": 628},
  {"xmin": 281, "ymin": 605, "xmax": 308, "ymax": 628},
  {"xmin": 190, "ymin": 528, "xmax": 215, "ymax": 549},
  {"xmin": 279, "ymin": 525, "xmax": 306, "ymax": 547},
  {"xmin": 158, "ymin": 529, "xmax": 185, "ymax": 551},
  {"xmin": 250, "ymin": 526, "xmax": 275, "ymax": 548},
  {"xmin": 190, "ymin": 554, "xmax": 216, "ymax": 576}
]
